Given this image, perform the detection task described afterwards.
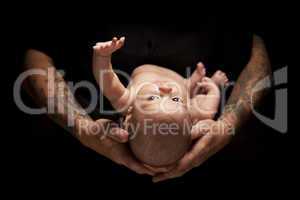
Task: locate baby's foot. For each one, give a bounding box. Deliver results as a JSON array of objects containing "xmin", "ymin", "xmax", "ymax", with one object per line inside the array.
[
  {"xmin": 93, "ymin": 37, "xmax": 125, "ymax": 57},
  {"xmin": 189, "ymin": 62, "xmax": 206, "ymax": 96},
  {"xmin": 191, "ymin": 77, "xmax": 220, "ymax": 120},
  {"xmin": 195, "ymin": 62, "xmax": 206, "ymax": 79},
  {"xmin": 211, "ymin": 70, "xmax": 229, "ymax": 87},
  {"xmin": 197, "ymin": 77, "xmax": 220, "ymax": 96}
]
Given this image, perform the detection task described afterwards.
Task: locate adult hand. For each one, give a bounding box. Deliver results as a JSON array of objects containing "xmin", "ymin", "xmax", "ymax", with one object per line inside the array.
[
  {"xmin": 153, "ymin": 119, "xmax": 233, "ymax": 182},
  {"xmin": 74, "ymin": 117, "xmax": 156, "ymax": 176}
]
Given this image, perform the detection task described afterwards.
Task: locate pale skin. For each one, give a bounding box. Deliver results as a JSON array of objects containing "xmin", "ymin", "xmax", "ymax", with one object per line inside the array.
[
  {"xmin": 92, "ymin": 37, "xmax": 228, "ymax": 125},
  {"xmin": 152, "ymin": 35, "xmax": 272, "ymax": 182},
  {"xmin": 23, "ymin": 49, "xmax": 159, "ymax": 176},
  {"xmin": 92, "ymin": 35, "xmax": 271, "ymax": 182},
  {"xmin": 23, "ymin": 34, "xmax": 269, "ymax": 182},
  {"xmin": 92, "ymin": 37, "xmax": 228, "ymax": 169}
]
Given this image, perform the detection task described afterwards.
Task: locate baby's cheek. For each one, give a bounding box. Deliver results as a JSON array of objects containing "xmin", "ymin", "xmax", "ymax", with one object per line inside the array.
[{"xmin": 133, "ymin": 101, "xmax": 160, "ymax": 115}]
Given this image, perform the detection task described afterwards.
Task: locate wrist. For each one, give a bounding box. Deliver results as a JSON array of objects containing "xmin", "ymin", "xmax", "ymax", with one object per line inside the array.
[{"xmin": 218, "ymin": 114, "xmax": 237, "ymax": 136}]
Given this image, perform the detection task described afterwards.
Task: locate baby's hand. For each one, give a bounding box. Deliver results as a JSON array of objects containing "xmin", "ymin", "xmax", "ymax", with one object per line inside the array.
[
  {"xmin": 211, "ymin": 70, "xmax": 229, "ymax": 87},
  {"xmin": 93, "ymin": 37, "xmax": 125, "ymax": 57}
]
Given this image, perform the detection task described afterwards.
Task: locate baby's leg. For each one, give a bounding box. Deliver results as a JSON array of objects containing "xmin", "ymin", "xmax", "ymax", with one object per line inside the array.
[
  {"xmin": 190, "ymin": 77, "xmax": 220, "ymax": 123},
  {"xmin": 187, "ymin": 62, "xmax": 206, "ymax": 97},
  {"xmin": 93, "ymin": 37, "xmax": 130, "ymax": 111},
  {"xmin": 211, "ymin": 70, "xmax": 229, "ymax": 87}
]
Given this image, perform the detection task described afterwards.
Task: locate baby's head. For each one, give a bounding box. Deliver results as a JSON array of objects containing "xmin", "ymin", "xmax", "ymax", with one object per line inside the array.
[{"xmin": 124, "ymin": 81, "xmax": 192, "ymax": 167}]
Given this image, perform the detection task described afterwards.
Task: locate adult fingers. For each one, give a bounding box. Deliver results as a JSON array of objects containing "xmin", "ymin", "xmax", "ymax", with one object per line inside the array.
[
  {"xmin": 190, "ymin": 119, "xmax": 214, "ymax": 140},
  {"xmin": 143, "ymin": 163, "xmax": 176, "ymax": 173},
  {"xmin": 122, "ymin": 156, "xmax": 155, "ymax": 176},
  {"xmin": 94, "ymin": 119, "xmax": 129, "ymax": 143}
]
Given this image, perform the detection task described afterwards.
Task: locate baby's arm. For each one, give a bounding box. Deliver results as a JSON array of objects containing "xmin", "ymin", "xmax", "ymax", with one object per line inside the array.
[{"xmin": 93, "ymin": 37, "xmax": 131, "ymax": 112}]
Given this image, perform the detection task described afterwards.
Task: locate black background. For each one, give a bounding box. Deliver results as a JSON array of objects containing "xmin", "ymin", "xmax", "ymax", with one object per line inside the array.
[{"xmin": 9, "ymin": 9, "xmax": 291, "ymax": 195}]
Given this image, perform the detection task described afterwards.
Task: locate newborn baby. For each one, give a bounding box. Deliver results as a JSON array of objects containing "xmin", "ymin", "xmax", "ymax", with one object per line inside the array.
[{"xmin": 93, "ymin": 37, "xmax": 228, "ymax": 167}]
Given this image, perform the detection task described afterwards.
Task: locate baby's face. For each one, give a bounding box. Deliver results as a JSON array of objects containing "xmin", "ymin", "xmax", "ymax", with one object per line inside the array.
[
  {"xmin": 127, "ymin": 81, "xmax": 192, "ymax": 167},
  {"xmin": 134, "ymin": 81, "xmax": 188, "ymax": 114}
]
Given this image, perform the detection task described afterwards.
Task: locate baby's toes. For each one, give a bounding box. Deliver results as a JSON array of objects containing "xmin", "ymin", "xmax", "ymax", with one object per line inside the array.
[
  {"xmin": 119, "ymin": 37, "xmax": 125, "ymax": 43},
  {"xmin": 112, "ymin": 37, "xmax": 118, "ymax": 43},
  {"xmin": 196, "ymin": 62, "xmax": 206, "ymax": 77}
]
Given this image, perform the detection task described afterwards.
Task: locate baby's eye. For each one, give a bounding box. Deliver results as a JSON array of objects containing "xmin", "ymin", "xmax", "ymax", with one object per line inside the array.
[
  {"xmin": 147, "ymin": 95, "xmax": 160, "ymax": 101},
  {"xmin": 172, "ymin": 96, "xmax": 182, "ymax": 102}
]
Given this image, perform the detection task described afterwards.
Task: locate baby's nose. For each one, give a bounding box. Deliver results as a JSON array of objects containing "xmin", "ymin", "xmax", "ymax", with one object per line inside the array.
[{"xmin": 159, "ymin": 86, "xmax": 172, "ymax": 94}]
